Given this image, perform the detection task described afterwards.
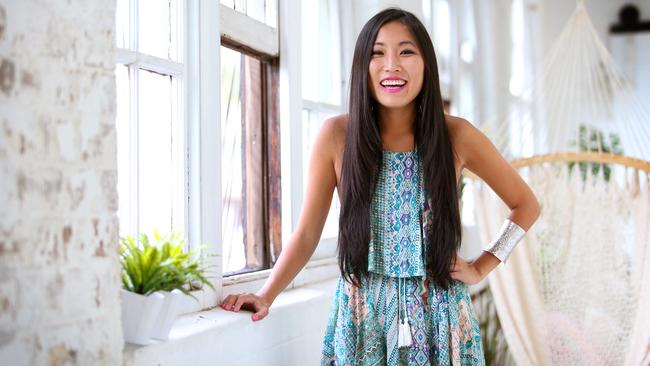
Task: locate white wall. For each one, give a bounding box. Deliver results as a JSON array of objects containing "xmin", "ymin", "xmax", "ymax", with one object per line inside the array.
[
  {"xmin": 540, "ymin": 0, "xmax": 650, "ymax": 53},
  {"xmin": 0, "ymin": 0, "xmax": 122, "ymax": 365},
  {"xmin": 540, "ymin": 0, "xmax": 650, "ymax": 111}
]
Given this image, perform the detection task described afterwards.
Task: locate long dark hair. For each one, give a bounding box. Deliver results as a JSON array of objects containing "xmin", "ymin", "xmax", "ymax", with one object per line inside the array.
[{"xmin": 337, "ymin": 8, "xmax": 461, "ymax": 290}]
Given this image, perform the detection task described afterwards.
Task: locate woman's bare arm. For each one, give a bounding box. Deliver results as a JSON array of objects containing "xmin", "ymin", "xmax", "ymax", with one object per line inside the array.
[
  {"xmin": 254, "ymin": 117, "xmax": 340, "ymax": 303},
  {"xmin": 220, "ymin": 117, "xmax": 341, "ymax": 320},
  {"xmin": 448, "ymin": 116, "xmax": 541, "ymax": 283}
]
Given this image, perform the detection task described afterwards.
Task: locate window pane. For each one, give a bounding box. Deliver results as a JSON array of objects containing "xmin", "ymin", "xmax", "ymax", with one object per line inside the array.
[
  {"xmin": 433, "ymin": 0, "xmax": 451, "ymax": 72},
  {"xmin": 221, "ymin": 47, "xmax": 246, "ymax": 273},
  {"xmin": 301, "ymin": 0, "xmax": 341, "ymax": 105},
  {"xmin": 302, "ymin": 109, "xmax": 340, "ymax": 239},
  {"xmin": 265, "ymin": 0, "xmax": 277, "ymax": 28},
  {"xmin": 234, "ymin": 0, "xmax": 246, "ymax": 11},
  {"xmin": 301, "ymin": 0, "xmax": 318, "ymax": 102},
  {"xmin": 220, "ymin": 0, "xmax": 277, "ymax": 27},
  {"xmin": 139, "ymin": 0, "xmax": 179, "ymax": 60},
  {"xmin": 138, "ymin": 70, "xmax": 181, "ymax": 236},
  {"xmin": 116, "ymin": 65, "xmax": 132, "ymax": 237},
  {"xmin": 245, "ymin": 0, "xmax": 265, "ymax": 25},
  {"xmin": 116, "ymin": 0, "xmax": 130, "ymax": 49},
  {"xmin": 221, "ymin": 46, "xmax": 268, "ymax": 274},
  {"xmin": 320, "ymin": 1, "xmax": 341, "ymax": 105}
]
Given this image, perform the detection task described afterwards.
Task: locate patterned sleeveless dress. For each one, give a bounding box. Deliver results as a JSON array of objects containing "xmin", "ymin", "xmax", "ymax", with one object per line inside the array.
[{"xmin": 320, "ymin": 148, "xmax": 485, "ymax": 366}]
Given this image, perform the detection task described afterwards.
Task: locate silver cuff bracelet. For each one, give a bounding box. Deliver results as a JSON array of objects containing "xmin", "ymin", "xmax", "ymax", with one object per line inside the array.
[{"xmin": 483, "ymin": 218, "xmax": 525, "ymax": 264}]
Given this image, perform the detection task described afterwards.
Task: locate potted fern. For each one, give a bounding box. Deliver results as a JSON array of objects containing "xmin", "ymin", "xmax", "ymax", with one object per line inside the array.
[{"xmin": 120, "ymin": 231, "xmax": 214, "ymax": 344}]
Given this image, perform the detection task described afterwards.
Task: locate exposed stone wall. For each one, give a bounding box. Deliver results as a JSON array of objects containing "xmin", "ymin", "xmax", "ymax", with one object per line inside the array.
[{"xmin": 0, "ymin": 1, "xmax": 122, "ymax": 365}]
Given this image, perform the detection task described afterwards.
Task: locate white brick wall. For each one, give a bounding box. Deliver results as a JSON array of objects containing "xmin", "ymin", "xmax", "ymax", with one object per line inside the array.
[{"xmin": 0, "ymin": 1, "xmax": 122, "ymax": 365}]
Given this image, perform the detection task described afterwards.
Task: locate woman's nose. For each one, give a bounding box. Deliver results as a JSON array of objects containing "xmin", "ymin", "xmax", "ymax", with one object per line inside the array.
[{"xmin": 384, "ymin": 54, "xmax": 402, "ymax": 72}]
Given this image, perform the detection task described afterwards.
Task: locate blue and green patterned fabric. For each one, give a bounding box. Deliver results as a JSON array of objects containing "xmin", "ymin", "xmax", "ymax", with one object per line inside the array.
[
  {"xmin": 321, "ymin": 148, "xmax": 485, "ymax": 366},
  {"xmin": 368, "ymin": 149, "xmax": 426, "ymax": 278},
  {"xmin": 321, "ymin": 274, "xmax": 485, "ymax": 365}
]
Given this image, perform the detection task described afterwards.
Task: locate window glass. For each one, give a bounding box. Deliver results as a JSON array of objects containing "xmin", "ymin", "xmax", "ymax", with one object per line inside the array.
[
  {"xmin": 301, "ymin": 0, "xmax": 341, "ymax": 105},
  {"xmin": 116, "ymin": 0, "xmax": 130, "ymax": 49},
  {"xmin": 116, "ymin": 1, "xmax": 184, "ymax": 241},
  {"xmin": 139, "ymin": 0, "xmax": 179, "ymax": 60},
  {"xmin": 302, "ymin": 108, "xmax": 340, "ymax": 239},
  {"xmin": 221, "ymin": 46, "xmax": 246, "ymax": 274},
  {"xmin": 220, "ymin": 0, "xmax": 277, "ymax": 28},
  {"xmin": 221, "ymin": 44, "xmax": 270, "ymax": 274},
  {"xmin": 137, "ymin": 70, "xmax": 181, "ymax": 236}
]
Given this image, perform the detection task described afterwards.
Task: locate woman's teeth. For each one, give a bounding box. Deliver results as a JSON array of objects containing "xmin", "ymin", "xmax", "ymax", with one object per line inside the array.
[{"xmin": 381, "ymin": 79, "xmax": 406, "ymax": 87}]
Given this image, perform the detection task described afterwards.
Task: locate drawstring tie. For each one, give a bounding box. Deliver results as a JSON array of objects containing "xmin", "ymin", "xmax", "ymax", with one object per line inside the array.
[{"xmin": 397, "ymin": 277, "xmax": 412, "ymax": 348}]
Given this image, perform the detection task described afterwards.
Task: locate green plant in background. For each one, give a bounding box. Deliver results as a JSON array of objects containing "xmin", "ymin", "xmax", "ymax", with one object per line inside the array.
[
  {"xmin": 474, "ymin": 287, "xmax": 510, "ymax": 366},
  {"xmin": 120, "ymin": 230, "xmax": 215, "ymax": 297},
  {"xmin": 568, "ymin": 124, "xmax": 623, "ymax": 182}
]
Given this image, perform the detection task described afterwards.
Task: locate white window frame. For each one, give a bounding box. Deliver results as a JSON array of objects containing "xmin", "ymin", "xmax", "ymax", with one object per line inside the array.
[
  {"xmin": 182, "ymin": 1, "xmax": 285, "ymax": 312},
  {"xmin": 218, "ymin": 0, "xmax": 341, "ymax": 299},
  {"xmin": 182, "ymin": 0, "xmax": 221, "ymax": 313},
  {"xmin": 115, "ymin": 0, "xmax": 186, "ymax": 240},
  {"xmin": 115, "ymin": 0, "xmax": 222, "ymax": 314},
  {"xmin": 116, "ymin": 0, "xmax": 343, "ymax": 315},
  {"xmin": 220, "ymin": 5, "xmax": 279, "ymax": 57}
]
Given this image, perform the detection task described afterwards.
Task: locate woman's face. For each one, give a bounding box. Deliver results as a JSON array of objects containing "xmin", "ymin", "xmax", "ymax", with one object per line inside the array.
[{"xmin": 368, "ymin": 20, "xmax": 424, "ymax": 110}]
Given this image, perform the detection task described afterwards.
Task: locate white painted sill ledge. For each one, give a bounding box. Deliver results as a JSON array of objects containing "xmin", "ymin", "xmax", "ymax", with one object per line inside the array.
[
  {"xmin": 122, "ymin": 257, "xmax": 341, "ymax": 365},
  {"xmin": 123, "ymin": 276, "xmax": 339, "ymax": 366}
]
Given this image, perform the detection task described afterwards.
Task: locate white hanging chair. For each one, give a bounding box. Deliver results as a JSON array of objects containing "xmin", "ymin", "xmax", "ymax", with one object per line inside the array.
[{"xmin": 469, "ymin": 2, "xmax": 650, "ymax": 365}]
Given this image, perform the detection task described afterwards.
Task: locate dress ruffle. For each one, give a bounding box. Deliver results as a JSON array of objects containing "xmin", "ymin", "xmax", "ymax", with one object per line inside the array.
[{"xmin": 321, "ymin": 273, "xmax": 485, "ymax": 366}]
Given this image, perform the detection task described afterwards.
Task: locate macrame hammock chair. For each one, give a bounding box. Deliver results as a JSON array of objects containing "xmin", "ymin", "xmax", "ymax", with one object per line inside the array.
[{"xmin": 468, "ymin": 1, "xmax": 650, "ymax": 365}]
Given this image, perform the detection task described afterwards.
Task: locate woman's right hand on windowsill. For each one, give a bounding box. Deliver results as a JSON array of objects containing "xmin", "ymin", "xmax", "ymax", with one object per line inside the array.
[{"xmin": 219, "ymin": 292, "xmax": 273, "ymax": 322}]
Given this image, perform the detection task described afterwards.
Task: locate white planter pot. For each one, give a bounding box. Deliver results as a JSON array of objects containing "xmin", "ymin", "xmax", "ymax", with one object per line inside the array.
[
  {"xmin": 151, "ymin": 289, "xmax": 184, "ymax": 341},
  {"xmin": 121, "ymin": 289, "xmax": 165, "ymax": 345}
]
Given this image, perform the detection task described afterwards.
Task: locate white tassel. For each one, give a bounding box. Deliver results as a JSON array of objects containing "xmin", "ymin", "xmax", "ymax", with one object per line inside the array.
[
  {"xmin": 398, "ymin": 318, "xmax": 412, "ymax": 348},
  {"xmin": 397, "ymin": 277, "xmax": 412, "ymax": 348}
]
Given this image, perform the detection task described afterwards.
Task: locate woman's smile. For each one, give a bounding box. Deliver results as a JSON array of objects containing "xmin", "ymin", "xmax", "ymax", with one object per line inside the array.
[{"xmin": 380, "ymin": 76, "xmax": 408, "ymax": 93}]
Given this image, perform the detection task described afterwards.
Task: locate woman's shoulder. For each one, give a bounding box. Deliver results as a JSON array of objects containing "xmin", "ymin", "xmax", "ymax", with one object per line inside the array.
[
  {"xmin": 443, "ymin": 114, "xmax": 472, "ymax": 136},
  {"xmin": 443, "ymin": 114, "xmax": 481, "ymax": 166},
  {"xmin": 320, "ymin": 113, "xmax": 348, "ymax": 151},
  {"xmin": 324, "ymin": 113, "xmax": 348, "ymax": 136}
]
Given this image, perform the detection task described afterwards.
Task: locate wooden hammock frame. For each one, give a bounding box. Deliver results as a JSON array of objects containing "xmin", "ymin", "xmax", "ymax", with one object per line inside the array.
[{"xmin": 462, "ymin": 152, "xmax": 650, "ymax": 180}]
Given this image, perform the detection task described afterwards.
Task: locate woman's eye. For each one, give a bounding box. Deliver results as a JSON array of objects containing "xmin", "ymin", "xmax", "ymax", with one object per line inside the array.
[
  {"xmin": 401, "ymin": 49, "xmax": 416, "ymax": 55},
  {"xmin": 371, "ymin": 50, "xmax": 383, "ymax": 56}
]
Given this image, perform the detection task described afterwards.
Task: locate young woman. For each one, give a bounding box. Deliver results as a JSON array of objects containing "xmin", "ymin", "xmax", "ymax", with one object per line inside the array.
[{"xmin": 220, "ymin": 8, "xmax": 540, "ymax": 366}]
